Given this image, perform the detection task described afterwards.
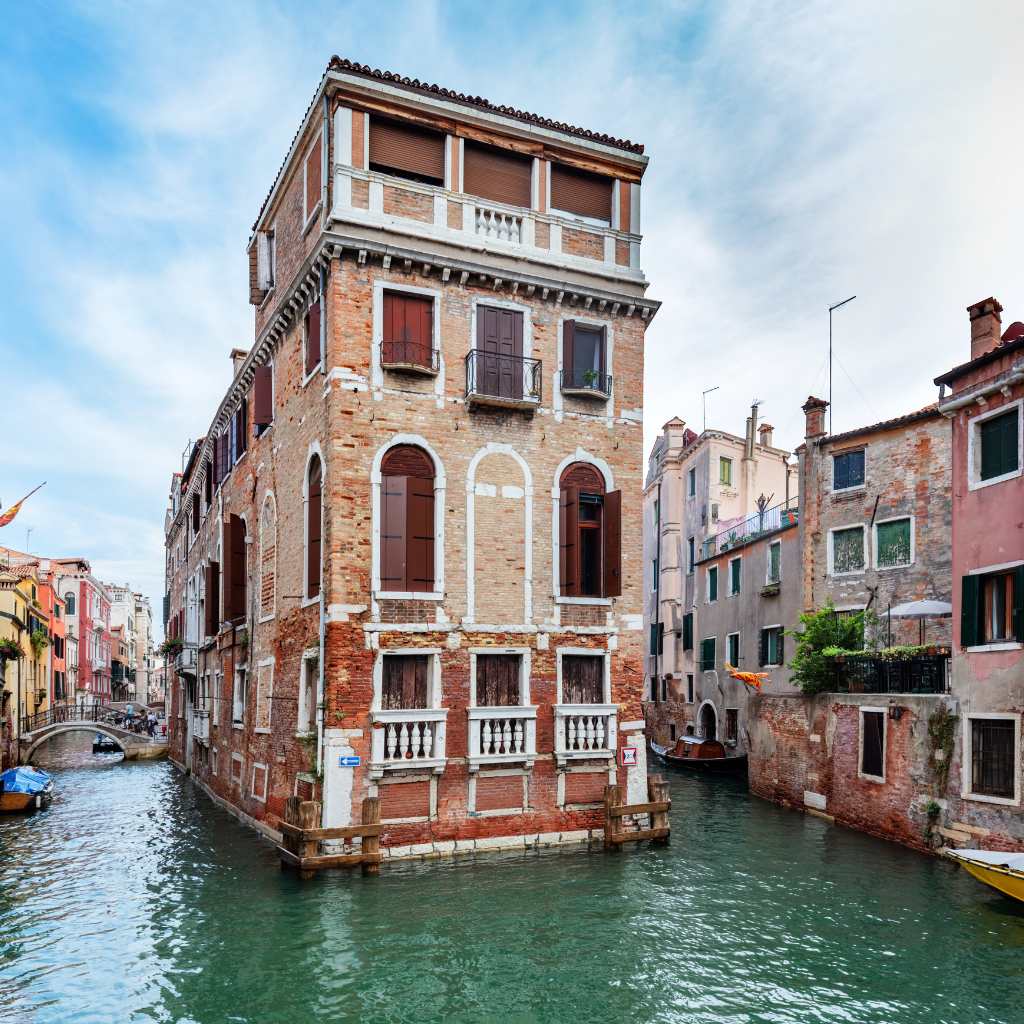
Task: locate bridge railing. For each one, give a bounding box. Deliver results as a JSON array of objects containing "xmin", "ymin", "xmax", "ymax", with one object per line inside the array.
[{"xmin": 20, "ymin": 704, "xmax": 118, "ymax": 734}]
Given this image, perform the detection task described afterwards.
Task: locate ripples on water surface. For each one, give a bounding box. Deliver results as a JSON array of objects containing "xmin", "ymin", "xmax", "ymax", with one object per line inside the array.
[{"xmin": 1, "ymin": 732, "xmax": 1022, "ymax": 1024}]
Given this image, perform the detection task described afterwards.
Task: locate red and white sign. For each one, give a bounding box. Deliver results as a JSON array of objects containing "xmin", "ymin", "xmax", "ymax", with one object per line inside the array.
[{"xmin": 620, "ymin": 746, "xmax": 638, "ymax": 766}]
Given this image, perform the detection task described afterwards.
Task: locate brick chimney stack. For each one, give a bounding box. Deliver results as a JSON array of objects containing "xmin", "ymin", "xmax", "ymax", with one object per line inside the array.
[
  {"xmin": 230, "ymin": 348, "xmax": 250, "ymax": 378},
  {"xmin": 758, "ymin": 423, "xmax": 774, "ymax": 448},
  {"xmin": 802, "ymin": 396, "xmax": 828, "ymax": 440},
  {"xmin": 968, "ymin": 297, "xmax": 1003, "ymax": 361}
]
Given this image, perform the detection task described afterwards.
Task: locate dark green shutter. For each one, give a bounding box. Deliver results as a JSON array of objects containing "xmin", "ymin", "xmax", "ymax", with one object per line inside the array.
[
  {"xmin": 759, "ymin": 629, "xmax": 767, "ymax": 667},
  {"xmin": 709, "ymin": 567, "xmax": 718, "ymax": 602},
  {"xmin": 658, "ymin": 622, "xmax": 665, "ymax": 655},
  {"xmin": 683, "ymin": 613, "xmax": 693, "ymax": 651},
  {"xmin": 1002, "ymin": 411, "xmax": 1019, "ymax": 476},
  {"xmin": 1014, "ymin": 566, "xmax": 1024, "ymax": 643},
  {"xmin": 650, "ymin": 624, "xmax": 658, "ymax": 656},
  {"xmin": 961, "ymin": 574, "xmax": 980, "ymax": 648}
]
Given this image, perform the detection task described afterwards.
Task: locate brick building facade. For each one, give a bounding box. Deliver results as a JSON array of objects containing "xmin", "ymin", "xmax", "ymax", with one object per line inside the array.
[{"xmin": 165, "ymin": 59, "xmax": 658, "ymax": 857}]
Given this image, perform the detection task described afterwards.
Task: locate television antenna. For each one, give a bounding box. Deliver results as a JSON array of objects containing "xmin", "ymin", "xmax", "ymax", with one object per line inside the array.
[
  {"xmin": 829, "ymin": 296, "xmax": 857, "ymax": 435},
  {"xmin": 702, "ymin": 386, "xmax": 719, "ymax": 434}
]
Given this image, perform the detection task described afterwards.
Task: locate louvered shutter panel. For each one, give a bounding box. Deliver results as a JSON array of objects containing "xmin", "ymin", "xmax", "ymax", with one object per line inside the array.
[
  {"xmin": 961, "ymin": 574, "xmax": 980, "ymax": 648},
  {"xmin": 650, "ymin": 624, "xmax": 658, "ymax": 656},
  {"xmin": 248, "ymin": 244, "xmax": 265, "ymax": 305},
  {"xmin": 205, "ymin": 462, "xmax": 212, "ymax": 505},
  {"xmin": 192, "ymin": 494, "xmax": 200, "ymax": 532},
  {"xmin": 683, "ymin": 613, "xmax": 693, "ymax": 651},
  {"xmin": 369, "ymin": 118, "xmax": 445, "ymax": 181},
  {"xmin": 562, "ymin": 319, "xmax": 575, "ymax": 372},
  {"xmin": 603, "ymin": 490, "xmax": 622, "ymax": 597},
  {"xmin": 559, "ymin": 486, "xmax": 579, "ymax": 597},
  {"xmin": 307, "ymin": 302, "xmax": 321, "ymax": 373},
  {"xmin": 237, "ymin": 398, "xmax": 248, "ymax": 456},
  {"xmin": 463, "ymin": 142, "xmax": 532, "ymax": 208},
  {"xmin": 381, "ymin": 476, "xmax": 407, "ymax": 591},
  {"xmin": 1014, "ymin": 565, "xmax": 1024, "ymax": 643},
  {"xmin": 658, "ymin": 622, "xmax": 665, "ymax": 655},
  {"xmin": 227, "ymin": 515, "xmax": 247, "ymax": 621},
  {"xmin": 981, "ymin": 418, "xmax": 1001, "ymax": 481},
  {"xmin": 307, "ymin": 464, "xmax": 322, "ymax": 599},
  {"xmin": 407, "ymin": 478, "xmax": 435, "ymax": 593},
  {"xmin": 204, "ymin": 563, "xmax": 218, "ymax": 636},
  {"xmin": 253, "ymin": 367, "xmax": 273, "ymax": 427},
  {"xmin": 550, "ymin": 163, "xmax": 613, "ymax": 221},
  {"xmin": 599, "ymin": 325, "xmax": 608, "ymax": 374},
  {"xmin": 1003, "ymin": 411, "xmax": 1019, "ymax": 475}
]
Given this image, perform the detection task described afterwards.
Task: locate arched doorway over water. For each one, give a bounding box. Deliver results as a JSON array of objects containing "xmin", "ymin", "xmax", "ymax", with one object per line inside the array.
[{"xmin": 699, "ymin": 702, "xmax": 717, "ymax": 741}]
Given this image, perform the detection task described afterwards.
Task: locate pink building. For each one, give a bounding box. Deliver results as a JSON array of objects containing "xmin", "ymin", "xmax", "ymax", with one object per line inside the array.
[
  {"xmin": 935, "ymin": 297, "xmax": 1024, "ymax": 844},
  {"xmin": 50, "ymin": 561, "xmax": 113, "ymax": 706}
]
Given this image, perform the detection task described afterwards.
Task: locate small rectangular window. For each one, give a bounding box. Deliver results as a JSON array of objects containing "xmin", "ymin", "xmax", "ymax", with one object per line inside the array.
[
  {"xmin": 725, "ymin": 709, "xmax": 738, "ymax": 742},
  {"xmin": 708, "ymin": 566, "xmax": 718, "ymax": 602},
  {"xmin": 306, "ymin": 301, "xmax": 322, "ymax": 376},
  {"xmin": 653, "ymin": 499, "xmax": 659, "ymax": 524},
  {"xmin": 719, "ymin": 458, "xmax": 732, "ymax": 487},
  {"xmin": 669, "ymin": 723, "xmax": 676, "ymax": 741},
  {"xmin": 682, "ymin": 613, "xmax": 693, "ymax": 651},
  {"xmin": 832, "ymin": 526, "xmax": 865, "ymax": 574},
  {"xmin": 562, "ymin": 655, "xmax": 603, "ymax": 704},
  {"xmin": 383, "ymin": 654, "xmax": 429, "ymax": 710},
  {"xmin": 876, "ymin": 518, "xmax": 912, "ymax": 568},
  {"xmin": 383, "ymin": 291, "xmax": 434, "ymax": 370},
  {"xmin": 660, "ymin": 676, "xmax": 668, "ymax": 701},
  {"xmin": 726, "ymin": 632, "xmax": 739, "ymax": 665},
  {"xmin": 768, "ymin": 541, "xmax": 781, "ymax": 584},
  {"xmin": 652, "ymin": 559, "xmax": 659, "ymax": 590},
  {"xmin": 730, "ymin": 558, "xmax": 741, "ymax": 596},
  {"xmin": 688, "ymin": 537, "xmax": 695, "ymax": 573},
  {"xmin": 983, "ymin": 572, "xmax": 1014, "ymax": 643},
  {"xmin": 687, "ymin": 675, "xmax": 694, "ymax": 703},
  {"xmin": 700, "ymin": 637, "xmax": 716, "ymax": 671},
  {"xmin": 476, "ymin": 654, "xmax": 521, "ymax": 707},
  {"xmin": 649, "ymin": 622, "xmax": 665, "ymax": 656},
  {"xmin": 980, "ymin": 409, "xmax": 1019, "ymax": 481},
  {"xmin": 861, "ymin": 711, "xmax": 885, "ymax": 779},
  {"xmin": 833, "ymin": 449, "xmax": 866, "ymax": 491},
  {"xmin": 688, "ymin": 468, "xmax": 696, "ymax": 497},
  {"xmin": 971, "ymin": 719, "xmax": 1015, "ymax": 797}
]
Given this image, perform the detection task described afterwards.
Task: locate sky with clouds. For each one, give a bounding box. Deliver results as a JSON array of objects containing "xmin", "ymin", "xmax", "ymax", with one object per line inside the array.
[{"xmin": 2, "ymin": 0, "xmax": 1023, "ymax": 634}]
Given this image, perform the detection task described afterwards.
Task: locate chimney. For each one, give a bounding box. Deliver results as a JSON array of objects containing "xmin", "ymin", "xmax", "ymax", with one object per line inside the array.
[
  {"xmin": 230, "ymin": 348, "xmax": 250, "ymax": 377},
  {"xmin": 968, "ymin": 297, "xmax": 1003, "ymax": 361},
  {"xmin": 802, "ymin": 396, "xmax": 828, "ymax": 440},
  {"xmin": 744, "ymin": 402, "xmax": 759, "ymax": 459},
  {"xmin": 758, "ymin": 423, "xmax": 774, "ymax": 448}
]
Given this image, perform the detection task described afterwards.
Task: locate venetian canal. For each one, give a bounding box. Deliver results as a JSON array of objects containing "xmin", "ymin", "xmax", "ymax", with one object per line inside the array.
[{"xmin": 1, "ymin": 734, "xmax": 1021, "ymax": 1024}]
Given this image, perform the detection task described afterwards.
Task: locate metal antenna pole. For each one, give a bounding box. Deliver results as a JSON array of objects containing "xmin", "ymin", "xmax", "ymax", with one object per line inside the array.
[
  {"xmin": 828, "ymin": 296, "xmax": 856, "ymax": 436},
  {"xmin": 702, "ymin": 386, "xmax": 719, "ymax": 434}
]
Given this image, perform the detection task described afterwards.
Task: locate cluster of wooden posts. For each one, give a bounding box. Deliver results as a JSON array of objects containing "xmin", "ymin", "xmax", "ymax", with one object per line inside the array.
[
  {"xmin": 276, "ymin": 796, "xmax": 384, "ymax": 878},
  {"xmin": 604, "ymin": 775, "xmax": 671, "ymax": 847}
]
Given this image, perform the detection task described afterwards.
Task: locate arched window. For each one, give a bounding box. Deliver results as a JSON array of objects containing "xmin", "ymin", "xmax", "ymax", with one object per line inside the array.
[
  {"xmin": 559, "ymin": 462, "xmax": 621, "ymax": 598},
  {"xmin": 381, "ymin": 445, "xmax": 435, "ymax": 593},
  {"xmin": 64, "ymin": 592, "xmax": 75, "ymax": 615},
  {"xmin": 307, "ymin": 456, "xmax": 322, "ymax": 599}
]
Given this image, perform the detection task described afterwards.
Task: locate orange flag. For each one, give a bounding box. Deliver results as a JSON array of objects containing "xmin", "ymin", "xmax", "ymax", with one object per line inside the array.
[{"xmin": 0, "ymin": 484, "xmax": 45, "ymax": 528}]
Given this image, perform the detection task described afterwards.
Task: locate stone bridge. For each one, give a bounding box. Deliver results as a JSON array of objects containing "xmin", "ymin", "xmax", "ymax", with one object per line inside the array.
[{"xmin": 19, "ymin": 705, "xmax": 167, "ymax": 763}]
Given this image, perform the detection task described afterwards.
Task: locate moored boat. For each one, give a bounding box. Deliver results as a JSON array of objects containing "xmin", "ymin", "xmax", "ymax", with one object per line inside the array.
[
  {"xmin": 0, "ymin": 766, "xmax": 54, "ymax": 812},
  {"xmin": 946, "ymin": 848, "xmax": 1024, "ymax": 904},
  {"xmin": 651, "ymin": 737, "xmax": 748, "ymax": 775}
]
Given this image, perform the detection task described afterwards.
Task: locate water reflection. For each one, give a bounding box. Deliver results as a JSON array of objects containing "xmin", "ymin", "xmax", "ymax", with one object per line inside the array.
[{"xmin": 1, "ymin": 734, "xmax": 1022, "ymax": 1024}]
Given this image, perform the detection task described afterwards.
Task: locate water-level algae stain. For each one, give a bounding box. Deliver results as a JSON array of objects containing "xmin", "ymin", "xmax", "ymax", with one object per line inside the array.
[{"xmin": 2, "ymin": 733, "xmax": 1024, "ymax": 1024}]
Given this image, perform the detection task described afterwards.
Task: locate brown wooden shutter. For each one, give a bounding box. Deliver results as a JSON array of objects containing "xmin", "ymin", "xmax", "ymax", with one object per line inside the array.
[
  {"xmin": 603, "ymin": 490, "xmax": 622, "ymax": 598},
  {"xmin": 562, "ymin": 319, "xmax": 575, "ymax": 371},
  {"xmin": 563, "ymin": 655, "xmax": 603, "ymax": 704},
  {"xmin": 225, "ymin": 514, "xmax": 247, "ymax": 621},
  {"xmin": 463, "ymin": 142, "xmax": 532, "ymax": 208},
  {"xmin": 369, "ymin": 118, "xmax": 445, "ymax": 181},
  {"xmin": 407, "ymin": 478, "xmax": 435, "ymax": 594},
  {"xmin": 381, "ymin": 446, "xmax": 434, "ymax": 478},
  {"xmin": 204, "ymin": 562, "xmax": 219, "ymax": 636},
  {"xmin": 191, "ymin": 494, "xmax": 200, "ymax": 532},
  {"xmin": 248, "ymin": 244, "xmax": 266, "ymax": 306},
  {"xmin": 559, "ymin": 486, "xmax": 579, "ymax": 597},
  {"xmin": 380, "ymin": 476, "xmax": 408, "ymax": 591},
  {"xmin": 307, "ymin": 461, "xmax": 322, "ymax": 599},
  {"xmin": 383, "ymin": 655, "xmax": 429, "ymax": 710},
  {"xmin": 305, "ymin": 131, "xmax": 322, "ymax": 220},
  {"xmin": 550, "ymin": 163, "xmax": 613, "ymax": 221},
  {"xmin": 307, "ymin": 302, "xmax": 321, "ymax": 372},
  {"xmin": 599, "ymin": 325, "xmax": 608, "ymax": 374},
  {"xmin": 476, "ymin": 655, "xmax": 520, "ymax": 707},
  {"xmin": 205, "ymin": 461, "xmax": 212, "ymax": 505},
  {"xmin": 253, "ymin": 366, "xmax": 273, "ymax": 427},
  {"xmin": 618, "ymin": 181, "xmax": 631, "ymax": 232},
  {"xmin": 236, "ymin": 398, "xmax": 247, "ymax": 456}
]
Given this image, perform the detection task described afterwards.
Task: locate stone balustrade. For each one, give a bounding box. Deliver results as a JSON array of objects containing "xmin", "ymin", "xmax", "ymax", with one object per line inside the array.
[
  {"xmin": 467, "ymin": 706, "xmax": 538, "ymax": 770},
  {"xmin": 553, "ymin": 704, "xmax": 618, "ymax": 766},
  {"xmin": 370, "ymin": 708, "xmax": 449, "ymax": 776}
]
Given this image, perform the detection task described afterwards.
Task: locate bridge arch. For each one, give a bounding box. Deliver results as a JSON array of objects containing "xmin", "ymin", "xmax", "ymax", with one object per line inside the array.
[{"xmin": 22, "ymin": 723, "xmax": 130, "ymax": 763}]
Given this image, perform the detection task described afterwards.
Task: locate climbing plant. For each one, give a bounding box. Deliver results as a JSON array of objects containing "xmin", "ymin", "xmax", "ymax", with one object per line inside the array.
[
  {"xmin": 928, "ymin": 704, "xmax": 958, "ymax": 793},
  {"xmin": 30, "ymin": 629, "xmax": 52, "ymax": 658},
  {"xmin": 784, "ymin": 600, "xmax": 865, "ymax": 694}
]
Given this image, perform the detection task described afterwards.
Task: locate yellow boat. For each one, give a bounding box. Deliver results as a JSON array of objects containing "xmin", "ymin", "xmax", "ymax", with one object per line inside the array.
[{"xmin": 946, "ymin": 849, "xmax": 1024, "ymax": 903}]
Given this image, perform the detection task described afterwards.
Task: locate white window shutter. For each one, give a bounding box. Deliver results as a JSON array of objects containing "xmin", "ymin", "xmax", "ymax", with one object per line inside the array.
[{"xmin": 257, "ymin": 232, "xmax": 271, "ymax": 290}]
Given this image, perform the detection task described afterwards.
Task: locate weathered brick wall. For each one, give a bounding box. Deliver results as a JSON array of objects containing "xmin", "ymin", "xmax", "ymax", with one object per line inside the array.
[
  {"xmin": 383, "ymin": 185, "xmax": 433, "ymax": 223},
  {"xmin": 562, "ymin": 226, "xmax": 604, "ymax": 261}
]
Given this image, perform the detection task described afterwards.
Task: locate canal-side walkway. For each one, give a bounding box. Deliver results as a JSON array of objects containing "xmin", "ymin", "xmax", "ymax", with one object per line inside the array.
[{"xmin": 1, "ymin": 732, "xmax": 1022, "ymax": 1024}]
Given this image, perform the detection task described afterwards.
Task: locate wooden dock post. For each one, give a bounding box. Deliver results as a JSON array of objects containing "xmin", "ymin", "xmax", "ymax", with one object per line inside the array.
[
  {"xmin": 298, "ymin": 800, "xmax": 321, "ymax": 879},
  {"xmin": 361, "ymin": 797, "xmax": 381, "ymax": 875},
  {"xmin": 282, "ymin": 796, "xmax": 301, "ymax": 868},
  {"xmin": 647, "ymin": 774, "xmax": 670, "ymax": 841},
  {"xmin": 604, "ymin": 785, "xmax": 622, "ymax": 849}
]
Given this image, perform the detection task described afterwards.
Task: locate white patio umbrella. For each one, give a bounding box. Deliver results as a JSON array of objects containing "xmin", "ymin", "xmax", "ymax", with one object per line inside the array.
[{"xmin": 885, "ymin": 600, "xmax": 953, "ymax": 644}]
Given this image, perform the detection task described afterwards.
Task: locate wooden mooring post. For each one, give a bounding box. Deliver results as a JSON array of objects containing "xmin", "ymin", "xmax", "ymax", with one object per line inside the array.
[
  {"xmin": 276, "ymin": 797, "xmax": 385, "ymax": 877},
  {"xmin": 604, "ymin": 775, "xmax": 671, "ymax": 848}
]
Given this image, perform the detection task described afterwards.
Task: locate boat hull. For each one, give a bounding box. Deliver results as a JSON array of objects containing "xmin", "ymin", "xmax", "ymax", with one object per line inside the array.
[
  {"xmin": 652, "ymin": 742, "xmax": 748, "ymax": 775},
  {"xmin": 0, "ymin": 791, "xmax": 43, "ymax": 812},
  {"xmin": 950, "ymin": 853, "xmax": 1024, "ymax": 904}
]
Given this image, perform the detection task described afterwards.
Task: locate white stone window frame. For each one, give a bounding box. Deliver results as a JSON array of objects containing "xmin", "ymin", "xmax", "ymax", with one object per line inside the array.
[
  {"xmin": 258, "ymin": 490, "xmax": 278, "ymax": 622},
  {"xmin": 371, "ymin": 648, "xmax": 445, "ymax": 712},
  {"xmin": 301, "ymin": 443, "xmax": 326, "ymax": 610},
  {"xmin": 466, "ymin": 442, "xmax": 533, "ymax": 624},
  {"xmin": 553, "ymin": 313, "xmax": 614, "ymax": 420},
  {"xmin": 696, "ymin": 698, "xmax": 717, "ymax": 738},
  {"xmin": 377, "ymin": 773, "xmax": 439, "ymax": 825},
  {"xmin": 857, "ymin": 706, "xmax": 887, "ymax": 784},
  {"xmin": 468, "ymin": 767, "xmax": 531, "ymax": 817},
  {"xmin": 468, "ymin": 647, "xmax": 533, "ymax": 708},
  {"xmin": 871, "ymin": 514, "xmax": 915, "ymax": 571},
  {"xmin": 556, "ymin": 764, "xmax": 618, "ymax": 810},
  {"xmin": 728, "ymin": 555, "xmax": 742, "ymax": 597},
  {"xmin": 251, "ymin": 761, "xmax": 268, "ymax": 804},
  {"xmin": 706, "ymin": 564, "xmax": 719, "ymax": 603},
  {"xmin": 211, "ymin": 746, "xmax": 218, "ymax": 776},
  {"xmin": 762, "ymin": 624, "xmax": 784, "ymax": 666},
  {"xmin": 968, "ymin": 398, "xmax": 1023, "ymax": 491},
  {"xmin": 962, "ymin": 711, "xmax": 1021, "ymax": 806},
  {"xmin": 831, "ymin": 447, "xmax": 868, "ymax": 494},
  {"xmin": 297, "ymin": 649, "xmax": 317, "ymax": 736},
  {"xmin": 254, "ymin": 657, "xmax": 274, "ymax": 735},
  {"xmin": 550, "ymin": 448, "xmax": 614, "ymax": 606},
  {"xmin": 725, "ymin": 631, "xmax": 740, "ymax": 666},
  {"xmin": 370, "ymin": 434, "xmax": 446, "ymax": 611},
  {"xmin": 370, "ymin": 279, "xmax": 445, "ymax": 403},
  {"xmin": 211, "ymin": 668, "xmax": 221, "ymax": 727},
  {"xmin": 232, "ymin": 665, "xmax": 247, "ymax": 729},
  {"xmin": 827, "ymin": 524, "xmax": 867, "ymax": 577},
  {"xmin": 766, "ymin": 539, "xmax": 782, "ymax": 585},
  {"xmin": 554, "ymin": 647, "xmax": 611, "ymax": 705},
  {"xmin": 468, "ymin": 295, "xmax": 534, "ymax": 396},
  {"xmin": 965, "ymin": 559, "xmax": 1024, "ymax": 652}
]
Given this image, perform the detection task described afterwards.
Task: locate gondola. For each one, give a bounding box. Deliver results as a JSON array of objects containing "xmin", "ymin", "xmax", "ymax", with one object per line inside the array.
[
  {"xmin": 0, "ymin": 766, "xmax": 54, "ymax": 812},
  {"xmin": 651, "ymin": 737, "xmax": 748, "ymax": 775}
]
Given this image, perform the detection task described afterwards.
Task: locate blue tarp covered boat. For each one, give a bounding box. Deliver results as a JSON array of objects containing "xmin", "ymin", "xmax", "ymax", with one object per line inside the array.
[{"xmin": 1, "ymin": 766, "xmax": 54, "ymax": 811}]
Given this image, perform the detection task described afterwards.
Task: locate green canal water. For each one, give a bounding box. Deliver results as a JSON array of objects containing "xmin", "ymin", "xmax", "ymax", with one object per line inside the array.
[{"xmin": 1, "ymin": 733, "xmax": 1023, "ymax": 1024}]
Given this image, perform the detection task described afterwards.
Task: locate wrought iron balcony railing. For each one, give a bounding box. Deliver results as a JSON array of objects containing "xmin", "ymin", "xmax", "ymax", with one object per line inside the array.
[
  {"xmin": 381, "ymin": 340, "xmax": 439, "ymax": 375},
  {"xmin": 834, "ymin": 653, "xmax": 950, "ymax": 695},
  {"xmin": 465, "ymin": 350, "xmax": 542, "ymax": 410},
  {"xmin": 560, "ymin": 368, "xmax": 612, "ymax": 399}
]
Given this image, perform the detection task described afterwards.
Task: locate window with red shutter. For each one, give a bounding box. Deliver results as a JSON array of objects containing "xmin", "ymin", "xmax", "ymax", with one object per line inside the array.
[
  {"xmin": 253, "ymin": 366, "xmax": 273, "ymax": 435},
  {"xmin": 306, "ymin": 302, "xmax": 321, "ymax": 376},
  {"xmin": 558, "ymin": 463, "xmax": 619, "ymax": 598},
  {"xmin": 223, "ymin": 515, "xmax": 246, "ymax": 622},
  {"xmin": 380, "ymin": 446, "xmax": 435, "ymax": 594},
  {"xmin": 307, "ymin": 457, "xmax": 322, "ymax": 599},
  {"xmin": 382, "ymin": 291, "xmax": 434, "ymax": 370}
]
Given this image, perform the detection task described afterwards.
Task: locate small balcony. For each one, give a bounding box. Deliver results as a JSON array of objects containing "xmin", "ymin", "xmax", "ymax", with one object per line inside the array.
[
  {"xmin": 381, "ymin": 340, "xmax": 439, "ymax": 377},
  {"xmin": 560, "ymin": 368, "xmax": 612, "ymax": 400},
  {"xmin": 553, "ymin": 704, "xmax": 618, "ymax": 766},
  {"xmin": 467, "ymin": 706, "xmax": 538, "ymax": 771},
  {"xmin": 833, "ymin": 652, "xmax": 951, "ymax": 695},
  {"xmin": 369, "ymin": 708, "xmax": 449, "ymax": 777},
  {"xmin": 465, "ymin": 350, "xmax": 542, "ymax": 412},
  {"xmin": 174, "ymin": 644, "xmax": 198, "ymax": 679},
  {"xmin": 192, "ymin": 708, "xmax": 210, "ymax": 741}
]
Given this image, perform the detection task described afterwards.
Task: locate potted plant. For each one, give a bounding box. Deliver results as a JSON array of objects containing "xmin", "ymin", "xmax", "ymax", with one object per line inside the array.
[
  {"xmin": 158, "ymin": 636, "xmax": 184, "ymax": 658},
  {"xmin": 583, "ymin": 369, "xmax": 599, "ymax": 388},
  {"xmin": 0, "ymin": 637, "xmax": 26, "ymax": 661}
]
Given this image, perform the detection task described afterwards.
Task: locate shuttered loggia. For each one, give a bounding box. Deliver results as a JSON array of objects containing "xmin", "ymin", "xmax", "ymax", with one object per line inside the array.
[
  {"xmin": 550, "ymin": 162, "xmax": 613, "ymax": 222},
  {"xmin": 369, "ymin": 117, "xmax": 445, "ymax": 185},
  {"xmin": 463, "ymin": 141, "xmax": 532, "ymax": 209}
]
